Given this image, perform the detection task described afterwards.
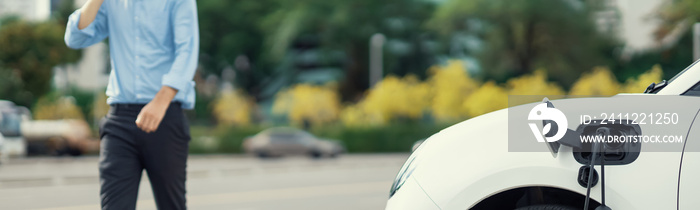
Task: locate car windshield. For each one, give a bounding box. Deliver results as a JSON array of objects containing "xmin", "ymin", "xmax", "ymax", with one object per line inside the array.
[
  {"xmin": 669, "ymin": 59, "xmax": 700, "ymax": 84},
  {"xmin": 270, "ymin": 132, "xmax": 296, "ymax": 139},
  {"xmin": 649, "ymin": 59, "xmax": 700, "ymax": 93}
]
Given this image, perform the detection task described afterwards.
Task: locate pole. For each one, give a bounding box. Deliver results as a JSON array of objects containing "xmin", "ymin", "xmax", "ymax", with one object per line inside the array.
[
  {"xmin": 693, "ymin": 23, "xmax": 700, "ymax": 61},
  {"xmin": 369, "ymin": 33, "xmax": 386, "ymax": 88}
]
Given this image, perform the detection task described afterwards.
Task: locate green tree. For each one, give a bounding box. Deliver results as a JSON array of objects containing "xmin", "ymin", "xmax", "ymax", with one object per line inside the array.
[
  {"xmin": 196, "ymin": 0, "xmax": 437, "ymax": 101},
  {"xmin": 197, "ymin": 0, "xmax": 278, "ymax": 96},
  {"xmin": 0, "ymin": 66, "xmax": 31, "ymax": 105},
  {"xmin": 260, "ymin": 0, "xmax": 435, "ymax": 101},
  {"xmin": 430, "ymin": 0, "xmax": 619, "ymax": 85},
  {"xmin": 0, "ymin": 19, "xmax": 81, "ymax": 106},
  {"xmin": 655, "ymin": 0, "xmax": 700, "ymax": 40},
  {"xmin": 633, "ymin": 0, "xmax": 696, "ymax": 80}
]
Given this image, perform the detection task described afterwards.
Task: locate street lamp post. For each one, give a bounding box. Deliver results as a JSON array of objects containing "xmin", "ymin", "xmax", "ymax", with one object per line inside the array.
[
  {"xmin": 370, "ymin": 33, "xmax": 386, "ymax": 88},
  {"xmin": 694, "ymin": 23, "xmax": 700, "ymax": 61}
]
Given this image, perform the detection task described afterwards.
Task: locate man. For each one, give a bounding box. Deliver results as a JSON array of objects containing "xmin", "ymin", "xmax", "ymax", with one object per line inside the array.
[{"xmin": 64, "ymin": 0, "xmax": 199, "ymax": 209}]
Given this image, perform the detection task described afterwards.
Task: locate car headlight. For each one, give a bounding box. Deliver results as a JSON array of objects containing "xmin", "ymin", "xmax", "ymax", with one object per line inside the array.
[{"xmin": 390, "ymin": 141, "xmax": 425, "ymax": 197}]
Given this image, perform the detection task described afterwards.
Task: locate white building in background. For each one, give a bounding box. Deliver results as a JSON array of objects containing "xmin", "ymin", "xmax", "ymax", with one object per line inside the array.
[
  {"xmin": 593, "ymin": 0, "xmax": 669, "ymax": 54},
  {"xmin": 616, "ymin": 0, "xmax": 667, "ymax": 51},
  {"xmin": 53, "ymin": 43, "xmax": 110, "ymax": 91},
  {"xmin": 0, "ymin": 0, "xmax": 51, "ymax": 21}
]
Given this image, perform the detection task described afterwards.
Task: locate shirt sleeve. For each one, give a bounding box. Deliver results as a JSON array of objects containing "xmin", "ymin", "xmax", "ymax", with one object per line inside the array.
[
  {"xmin": 64, "ymin": 3, "xmax": 109, "ymax": 49},
  {"xmin": 162, "ymin": 0, "xmax": 199, "ymax": 92}
]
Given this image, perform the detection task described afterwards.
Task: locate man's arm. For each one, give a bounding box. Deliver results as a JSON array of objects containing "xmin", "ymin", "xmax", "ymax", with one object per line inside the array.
[
  {"xmin": 64, "ymin": 0, "xmax": 109, "ymax": 49},
  {"xmin": 135, "ymin": 0, "xmax": 199, "ymax": 133},
  {"xmin": 161, "ymin": 0, "xmax": 200, "ymax": 92},
  {"xmin": 78, "ymin": 0, "xmax": 104, "ymax": 30}
]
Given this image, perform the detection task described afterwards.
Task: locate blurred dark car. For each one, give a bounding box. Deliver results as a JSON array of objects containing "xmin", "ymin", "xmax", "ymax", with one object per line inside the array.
[{"xmin": 242, "ymin": 127, "xmax": 345, "ymax": 158}]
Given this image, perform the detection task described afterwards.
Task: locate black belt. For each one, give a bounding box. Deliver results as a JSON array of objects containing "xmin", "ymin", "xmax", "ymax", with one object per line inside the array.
[{"xmin": 109, "ymin": 102, "xmax": 182, "ymax": 114}]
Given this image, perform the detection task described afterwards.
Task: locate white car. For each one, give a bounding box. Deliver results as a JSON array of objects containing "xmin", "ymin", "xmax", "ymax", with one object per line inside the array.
[{"xmin": 385, "ymin": 60, "xmax": 700, "ymax": 210}]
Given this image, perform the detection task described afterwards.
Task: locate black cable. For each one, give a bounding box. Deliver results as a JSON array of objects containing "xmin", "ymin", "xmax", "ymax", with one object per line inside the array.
[
  {"xmin": 584, "ymin": 142, "xmax": 600, "ymax": 210},
  {"xmin": 598, "ymin": 143, "xmax": 612, "ymax": 210},
  {"xmin": 601, "ymin": 148, "xmax": 605, "ymax": 207}
]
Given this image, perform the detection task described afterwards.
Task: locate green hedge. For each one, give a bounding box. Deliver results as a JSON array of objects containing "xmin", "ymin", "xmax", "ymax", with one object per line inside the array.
[
  {"xmin": 189, "ymin": 125, "xmax": 266, "ymax": 154},
  {"xmin": 311, "ymin": 123, "xmax": 448, "ymax": 153},
  {"xmin": 189, "ymin": 122, "xmax": 450, "ymax": 154}
]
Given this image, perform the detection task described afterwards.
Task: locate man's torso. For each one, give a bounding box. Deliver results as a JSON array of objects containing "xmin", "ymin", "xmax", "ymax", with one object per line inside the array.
[{"xmin": 102, "ymin": 0, "xmax": 195, "ymax": 108}]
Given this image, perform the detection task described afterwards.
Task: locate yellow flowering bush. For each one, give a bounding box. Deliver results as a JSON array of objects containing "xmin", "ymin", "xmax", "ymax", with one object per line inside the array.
[
  {"xmin": 507, "ymin": 69, "xmax": 566, "ymax": 96},
  {"xmin": 340, "ymin": 75, "xmax": 431, "ymax": 126},
  {"xmin": 428, "ymin": 60, "xmax": 480, "ymax": 122},
  {"xmin": 463, "ymin": 81, "xmax": 508, "ymax": 117},
  {"xmin": 93, "ymin": 91, "xmax": 110, "ymax": 119},
  {"xmin": 279, "ymin": 60, "xmax": 667, "ymax": 126},
  {"xmin": 365, "ymin": 75, "xmax": 430, "ymax": 121},
  {"xmin": 33, "ymin": 96, "xmax": 85, "ymax": 120},
  {"xmin": 566, "ymin": 65, "xmax": 663, "ymax": 96},
  {"xmin": 622, "ymin": 65, "xmax": 663, "ymax": 93},
  {"xmin": 504, "ymin": 69, "xmax": 566, "ymax": 106},
  {"xmin": 339, "ymin": 105, "xmax": 369, "ymax": 127},
  {"xmin": 569, "ymin": 67, "xmax": 621, "ymax": 96},
  {"xmin": 272, "ymin": 83, "xmax": 341, "ymax": 127},
  {"xmin": 212, "ymin": 89, "xmax": 254, "ymax": 126}
]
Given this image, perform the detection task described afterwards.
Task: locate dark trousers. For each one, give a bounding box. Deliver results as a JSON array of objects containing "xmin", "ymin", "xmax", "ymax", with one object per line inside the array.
[{"xmin": 99, "ymin": 103, "xmax": 190, "ymax": 210}]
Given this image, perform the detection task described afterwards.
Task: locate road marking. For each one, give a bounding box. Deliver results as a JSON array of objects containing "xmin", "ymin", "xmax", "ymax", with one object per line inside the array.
[{"xmin": 38, "ymin": 181, "xmax": 391, "ymax": 210}]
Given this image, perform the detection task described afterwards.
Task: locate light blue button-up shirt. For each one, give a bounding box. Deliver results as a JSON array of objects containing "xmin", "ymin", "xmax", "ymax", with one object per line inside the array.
[{"xmin": 64, "ymin": 0, "xmax": 199, "ymax": 109}]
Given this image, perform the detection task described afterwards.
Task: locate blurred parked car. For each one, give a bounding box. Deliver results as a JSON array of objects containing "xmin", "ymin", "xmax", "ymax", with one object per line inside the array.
[
  {"xmin": 21, "ymin": 119, "xmax": 99, "ymax": 156},
  {"xmin": 243, "ymin": 127, "xmax": 345, "ymax": 158},
  {"xmin": 0, "ymin": 100, "xmax": 31, "ymax": 158},
  {"xmin": 0, "ymin": 132, "xmax": 4, "ymax": 162}
]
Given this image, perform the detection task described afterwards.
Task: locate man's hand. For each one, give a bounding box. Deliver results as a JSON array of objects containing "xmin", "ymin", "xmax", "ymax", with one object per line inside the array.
[{"xmin": 136, "ymin": 86, "xmax": 178, "ymax": 133}]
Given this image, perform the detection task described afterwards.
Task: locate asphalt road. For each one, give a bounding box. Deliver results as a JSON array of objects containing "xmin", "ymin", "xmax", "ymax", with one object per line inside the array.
[{"xmin": 0, "ymin": 154, "xmax": 408, "ymax": 210}]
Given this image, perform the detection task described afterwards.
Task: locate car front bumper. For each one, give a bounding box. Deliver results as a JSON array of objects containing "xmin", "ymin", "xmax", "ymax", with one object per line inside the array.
[{"xmin": 385, "ymin": 176, "xmax": 440, "ymax": 210}]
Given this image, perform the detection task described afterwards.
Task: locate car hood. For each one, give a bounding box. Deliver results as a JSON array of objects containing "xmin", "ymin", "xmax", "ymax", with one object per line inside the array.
[{"xmin": 409, "ymin": 94, "xmax": 699, "ymax": 209}]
